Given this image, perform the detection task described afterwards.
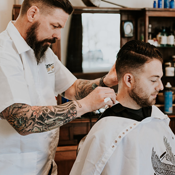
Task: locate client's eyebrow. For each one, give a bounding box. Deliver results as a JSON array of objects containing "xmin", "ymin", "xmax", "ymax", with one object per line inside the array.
[{"xmin": 151, "ymin": 75, "xmax": 163, "ymax": 78}]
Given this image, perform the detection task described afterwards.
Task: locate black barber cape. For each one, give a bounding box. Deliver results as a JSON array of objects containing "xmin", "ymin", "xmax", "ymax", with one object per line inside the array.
[{"xmin": 98, "ymin": 103, "xmax": 152, "ymax": 122}]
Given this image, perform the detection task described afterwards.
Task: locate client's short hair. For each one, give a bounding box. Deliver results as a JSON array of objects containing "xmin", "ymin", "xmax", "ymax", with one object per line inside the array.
[
  {"xmin": 115, "ymin": 40, "xmax": 163, "ymax": 81},
  {"xmin": 20, "ymin": 0, "xmax": 73, "ymax": 16}
]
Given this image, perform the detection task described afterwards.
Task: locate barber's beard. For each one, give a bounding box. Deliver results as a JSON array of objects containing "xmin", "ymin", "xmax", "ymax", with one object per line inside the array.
[
  {"xmin": 129, "ymin": 84, "xmax": 157, "ymax": 107},
  {"xmin": 26, "ymin": 22, "xmax": 56, "ymax": 64}
]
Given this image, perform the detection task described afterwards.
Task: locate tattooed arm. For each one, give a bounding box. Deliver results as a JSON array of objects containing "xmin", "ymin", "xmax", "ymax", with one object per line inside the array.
[
  {"xmin": 63, "ymin": 64, "xmax": 118, "ymax": 100},
  {"xmin": 0, "ymin": 112, "xmax": 4, "ymax": 119},
  {"xmin": 0, "ymin": 85, "xmax": 116, "ymax": 136},
  {"xmin": 64, "ymin": 79, "xmax": 100, "ymax": 100},
  {"xmin": 0, "ymin": 101, "xmax": 82, "ymax": 136},
  {"xmin": 64, "ymin": 77, "xmax": 117, "ymax": 100},
  {"xmin": 0, "ymin": 65, "xmax": 117, "ymax": 135}
]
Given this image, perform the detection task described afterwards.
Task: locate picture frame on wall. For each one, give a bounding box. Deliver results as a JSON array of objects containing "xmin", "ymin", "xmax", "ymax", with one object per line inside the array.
[{"xmin": 122, "ymin": 20, "xmax": 134, "ymax": 38}]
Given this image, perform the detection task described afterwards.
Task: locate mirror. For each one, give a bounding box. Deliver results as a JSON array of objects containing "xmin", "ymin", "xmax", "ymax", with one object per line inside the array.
[
  {"xmin": 82, "ymin": 13, "xmax": 120, "ymax": 73},
  {"xmin": 65, "ymin": 8, "xmax": 120, "ymax": 74}
]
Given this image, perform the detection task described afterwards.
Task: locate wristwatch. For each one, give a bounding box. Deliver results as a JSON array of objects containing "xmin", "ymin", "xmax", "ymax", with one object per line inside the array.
[{"xmin": 99, "ymin": 76, "xmax": 108, "ymax": 87}]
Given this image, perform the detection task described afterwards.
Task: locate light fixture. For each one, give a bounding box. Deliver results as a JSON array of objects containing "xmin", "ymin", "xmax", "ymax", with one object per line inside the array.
[{"xmin": 82, "ymin": 0, "xmax": 127, "ymax": 8}]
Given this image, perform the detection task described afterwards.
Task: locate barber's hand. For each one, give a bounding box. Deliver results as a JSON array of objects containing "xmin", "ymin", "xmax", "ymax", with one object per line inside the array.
[
  {"xmin": 80, "ymin": 86, "xmax": 116, "ymax": 113},
  {"xmin": 103, "ymin": 64, "xmax": 118, "ymax": 87}
]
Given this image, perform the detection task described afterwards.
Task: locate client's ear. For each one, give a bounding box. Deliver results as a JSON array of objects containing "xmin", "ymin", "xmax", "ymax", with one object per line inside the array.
[{"xmin": 123, "ymin": 73, "xmax": 134, "ymax": 88}]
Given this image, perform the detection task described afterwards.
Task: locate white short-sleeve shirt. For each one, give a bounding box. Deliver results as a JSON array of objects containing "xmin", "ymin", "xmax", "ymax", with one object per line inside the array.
[
  {"xmin": 0, "ymin": 21, "xmax": 77, "ymax": 112},
  {"xmin": 0, "ymin": 21, "xmax": 77, "ymax": 175}
]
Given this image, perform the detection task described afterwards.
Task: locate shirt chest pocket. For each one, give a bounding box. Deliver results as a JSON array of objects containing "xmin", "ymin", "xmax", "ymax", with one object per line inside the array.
[
  {"xmin": 0, "ymin": 152, "xmax": 37, "ymax": 175},
  {"xmin": 45, "ymin": 63, "xmax": 55, "ymax": 90}
]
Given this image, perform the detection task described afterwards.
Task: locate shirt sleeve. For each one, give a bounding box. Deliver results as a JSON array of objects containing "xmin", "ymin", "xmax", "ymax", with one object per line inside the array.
[
  {"xmin": 53, "ymin": 53, "xmax": 77, "ymax": 95},
  {"xmin": 0, "ymin": 52, "xmax": 31, "ymax": 113}
]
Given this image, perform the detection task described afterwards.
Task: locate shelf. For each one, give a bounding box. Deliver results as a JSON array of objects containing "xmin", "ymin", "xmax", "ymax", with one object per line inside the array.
[
  {"xmin": 157, "ymin": 46, "xmax": 175, "ymax": 48},
  {"xmin": 144, "ymin": 8, "xmax": 175, "ymax": 17},
  {"xmin": 144, "ymin": 8, "xmax": 175, "ymax": 12},
  {"xmin": 156, "ymin": 104, "xmax": 175, "ymax": 108}
]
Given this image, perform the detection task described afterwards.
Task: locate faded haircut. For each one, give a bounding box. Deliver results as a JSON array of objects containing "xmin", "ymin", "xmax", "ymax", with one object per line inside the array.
[
  {"xmin": 115, "ymin": 40, "xmax": 163, "ymax": 81},
  {"xmin": 20, "ymin": 0, "xmax": 73, "ymax": 16}
]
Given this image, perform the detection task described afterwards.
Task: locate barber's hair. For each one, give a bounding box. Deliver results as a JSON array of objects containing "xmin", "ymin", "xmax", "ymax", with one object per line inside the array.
[
  {"xmin": 115, "ymin": 40, "xmax": 163, "ymax": 81},
  {"xmin": 20, "ymin": 0, "xmax": 73, "ymax": 16}
]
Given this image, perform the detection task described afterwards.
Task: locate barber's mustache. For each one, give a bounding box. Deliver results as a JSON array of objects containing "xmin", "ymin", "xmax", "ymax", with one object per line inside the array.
[{"xmin": 42, "ymin": 38, "xmax": 57, "ymax": 44}]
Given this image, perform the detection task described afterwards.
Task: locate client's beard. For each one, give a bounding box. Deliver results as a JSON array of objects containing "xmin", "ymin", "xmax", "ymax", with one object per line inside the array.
[
  {"xmin": 129, "ymin": 84, "xmax": 157, "ymax": 107},
  {"xmin": 26, "ymin": 21, "xmax": 56, "ymax": 64}
]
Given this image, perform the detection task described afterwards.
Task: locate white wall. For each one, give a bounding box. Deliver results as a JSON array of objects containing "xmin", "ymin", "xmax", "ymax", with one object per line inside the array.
[
  {"xmin": 0, "ymin": 0, "xmax": 14, "ymax": 33},
  {"xmin": 0, "ymin": 0, "xmax": 158, "ymax": 65},
  {"xmin": 0, "ymin": 0, "xmax": 155, "ymax": 33}
]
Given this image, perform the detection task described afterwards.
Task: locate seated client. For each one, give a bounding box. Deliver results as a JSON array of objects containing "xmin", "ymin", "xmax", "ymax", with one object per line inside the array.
[{"xmin": 70, "ymin": 40, "xmax": 175, "ymax": 175}]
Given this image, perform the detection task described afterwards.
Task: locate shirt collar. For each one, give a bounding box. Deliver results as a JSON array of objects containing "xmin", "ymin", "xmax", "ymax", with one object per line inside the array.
[{"xmin": 6, "ymin": 21, "xmax": 31, "ymax": 54}]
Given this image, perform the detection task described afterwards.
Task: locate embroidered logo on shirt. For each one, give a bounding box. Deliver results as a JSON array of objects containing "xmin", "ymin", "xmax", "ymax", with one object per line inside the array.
[
  {"xmin": 151, "ymin": 137, "xmax": 175, "ymax": 174},
  {"xmin": 45, "ymin": 63, "xmax": 54, "ymax": 74}
]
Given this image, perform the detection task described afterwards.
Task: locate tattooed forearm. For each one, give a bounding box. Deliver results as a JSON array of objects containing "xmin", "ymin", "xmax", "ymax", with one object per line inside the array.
[
  {"xmin": 0, "ymin": 112, "xmax": 4, "ymax": 119},
  {"xmin": 75, "ymin": 80, "xmax": 98, "ymax": 100},
  {"xmin": 92, "ymin": 83, "xmax": 98, "ymax": 90},
  {"xmin": 2, "ymin": 102, "xmax": 77, "ymax": 135}
]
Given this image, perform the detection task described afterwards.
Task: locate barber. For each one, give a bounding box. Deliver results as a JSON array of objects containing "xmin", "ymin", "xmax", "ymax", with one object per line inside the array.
[{"xmin": 0, "ymin": 0, "xmax": 117, "ymax": 175}]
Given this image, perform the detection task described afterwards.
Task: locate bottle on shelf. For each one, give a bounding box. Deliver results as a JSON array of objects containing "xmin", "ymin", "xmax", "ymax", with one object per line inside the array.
[
  {"xmin": 171, "ymin": 56, "xmax": 175, "ymax": 76},
  {"xmin": 170, "ymin": 0, "xmax": 175, "ymax": 8},
  {"xmin": 140, "ymin": 22, "xmax": 144, "ymax": 42},
  {"xmin": 164, "ymin": 82, "xmax": 173, "ymax": 114},
  {"xmin": 165, "ymin": 62, "xmax": 174, "ymax": 77},
  {"xmin": 167, "ymin": 27, "xmax": 175, "ymax": 47},
  {"xmin": 164, "ymin": 0, "xmax": 169, "ymax": 8},
  {"xmin": 148, "ymin": 24, "xmax": 153, "ymax": 44},
  {"xmin": 156, "ymin": 28, "xmax": 162, "ymax": 46},
  {"xmin": 158, "ymin": 0, "xmax": 162, "ymax": 8},
  {"xmin": 148, "ymin": 24, "xmax": 152, "ymax": 40},
  {"xmin": 160, "ymin": 26, "xmax": 167, "ymax": 47},
  {"xmin": 140, "ymin": 33, "xmax": 144, "ymax": 42},
  {"xmin": 148, "ymin": 24, "xmax": 158, "ymax": 46},
  {"xmin": 153, "ymin": 0, "xmax": 157, "ymax": 8}
]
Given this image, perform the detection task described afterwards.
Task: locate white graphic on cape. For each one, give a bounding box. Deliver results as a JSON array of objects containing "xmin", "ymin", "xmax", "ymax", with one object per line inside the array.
[{"xmin": 151, "ymin": 137, "xmax": 175, "ymax": 175}]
